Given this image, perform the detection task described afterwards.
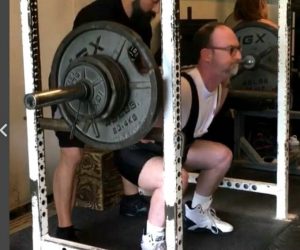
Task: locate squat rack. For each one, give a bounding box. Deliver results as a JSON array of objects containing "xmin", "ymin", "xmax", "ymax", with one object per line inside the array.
[{"xmin": 20, "ymin": 0, "xmax": 291, "ymax": 250}]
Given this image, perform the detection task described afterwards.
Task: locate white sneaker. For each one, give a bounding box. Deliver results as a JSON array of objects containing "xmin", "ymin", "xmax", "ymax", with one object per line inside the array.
[
  {"xmin": 184, "ymin": 200, "xmax": 233, "ymax": 234},
  {"xmin": 140, "ymin": 231, "xmax": 166, "ymax": 250},
  {"xmin": 289, "ymin": 135, "xmax": 300, "ymax": 146}
]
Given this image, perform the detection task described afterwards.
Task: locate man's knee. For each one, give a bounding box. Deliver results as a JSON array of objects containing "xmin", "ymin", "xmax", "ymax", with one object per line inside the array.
[
  {"xmin": 138, "ymin": 157, "xmax": 164, "ymax": 191},
  {"xmin": 214, "ymin": 144, "xmax": 233, "ymax": 169},
  {"xmin": 181, "ymin": 169, "xmax": 189, "ymax": 192}
]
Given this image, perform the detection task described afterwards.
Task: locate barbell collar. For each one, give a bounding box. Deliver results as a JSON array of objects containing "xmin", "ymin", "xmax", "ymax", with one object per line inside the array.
[{"xmin": 24, "ymin": 83, "xmax": 88, "ymax": 109}]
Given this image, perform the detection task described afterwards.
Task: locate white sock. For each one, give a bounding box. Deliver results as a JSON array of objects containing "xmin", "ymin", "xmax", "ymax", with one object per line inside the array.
[
  {"xmin": 146, "ymin": 221, "xmax": 164, "ymax": 235},
  {"xmin": 191, "ymin": 193, "xmax": 212, "ymax": 210}
]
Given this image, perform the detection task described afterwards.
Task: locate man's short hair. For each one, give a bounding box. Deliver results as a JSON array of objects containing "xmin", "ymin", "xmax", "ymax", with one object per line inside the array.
[{"xmin": 192, "ymin": 21, "xmax": 225, "ymax": 60}]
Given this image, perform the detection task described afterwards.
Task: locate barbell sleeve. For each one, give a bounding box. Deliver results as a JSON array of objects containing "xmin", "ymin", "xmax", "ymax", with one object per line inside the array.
[
  {"xmin": 24, "ymin": 83, "xmax": 88, "ymax": 109},
  {"xmin": 38, "ymin": 118, "xmax": 70, "ymax": 132}
]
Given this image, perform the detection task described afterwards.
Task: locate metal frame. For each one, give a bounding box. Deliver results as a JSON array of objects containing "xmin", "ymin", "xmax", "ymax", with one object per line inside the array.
[
  {"xmin": 161, "ymin": 0, "xmax": 183, "ymax": 249},
  {"xmin": 275, "ymin": 0, "xmax": 290, "ymax": 220},
  {"xmin": 189, "ymin": 174, "xmax": 278, "ymax": 195},
  {"xmin": 21, "ymin": 0, "xmax": 291, "ymax": 250},
  {"xmin": 21, "ymin": 0, "xmax": 109, "ymax": 249}
]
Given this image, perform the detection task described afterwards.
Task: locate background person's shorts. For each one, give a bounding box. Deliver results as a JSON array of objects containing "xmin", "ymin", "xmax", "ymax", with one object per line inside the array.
[{"xmin": 55, "ymin": 131, "xmax": 85, "ymax": 148}]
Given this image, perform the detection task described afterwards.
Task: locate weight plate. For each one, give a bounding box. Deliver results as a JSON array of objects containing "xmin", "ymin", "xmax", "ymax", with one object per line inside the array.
[
  {"xmin": 63, "ymin": 56, "xmax": 113, "ymax": 118},
  {"xmin": 231, "ymin": 21, "xmax": 278, "ymax": 91},
  {"xmin": 50, "ymin": 21, "xmax": 162, "ymax": 150}
]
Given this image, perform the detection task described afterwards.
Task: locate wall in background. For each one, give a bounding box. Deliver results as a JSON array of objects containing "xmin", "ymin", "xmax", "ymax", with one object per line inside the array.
[{"xmin": 180, "ymin": 0, "xmax": 278, "ymax": 22}]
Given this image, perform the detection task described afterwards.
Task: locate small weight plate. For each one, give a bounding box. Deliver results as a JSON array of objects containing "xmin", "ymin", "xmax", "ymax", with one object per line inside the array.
[{"xmin": 63, "ymin": 56, "xmax": 112, "ymax": 118}]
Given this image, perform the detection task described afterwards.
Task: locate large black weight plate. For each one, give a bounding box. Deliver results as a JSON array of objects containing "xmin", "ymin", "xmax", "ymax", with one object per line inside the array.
[
  {"xmin": 50, "ymin": 21, "xmax": 162, "ymax": 150},
  {"xmin": 231, "ymin": 22, "xmax": 278, "ymax": 91}
]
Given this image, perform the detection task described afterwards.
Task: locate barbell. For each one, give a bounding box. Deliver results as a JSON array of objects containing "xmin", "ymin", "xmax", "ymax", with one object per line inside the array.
[
  {"xmin": 25, "ymin": 21, "xmax": 163, "ymax": 150},
  {"xmin": 24, "ymin": 21, "xmax": 278, "ymax": 150}
]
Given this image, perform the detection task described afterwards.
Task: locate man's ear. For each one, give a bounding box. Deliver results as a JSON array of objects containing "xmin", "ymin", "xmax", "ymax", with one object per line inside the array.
[{"xmin": 201, "ymin": 48, "xmax": 212, "ymax": 62}]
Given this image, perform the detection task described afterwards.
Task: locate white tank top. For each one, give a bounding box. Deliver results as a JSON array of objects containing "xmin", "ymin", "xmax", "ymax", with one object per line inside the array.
[{"xmin": 181, "ymin": 68, "xmax": 221, "ymax": 138}]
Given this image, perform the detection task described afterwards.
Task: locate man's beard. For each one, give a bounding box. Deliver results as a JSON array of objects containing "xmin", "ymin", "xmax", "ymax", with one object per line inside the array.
[
  {"xmin": 129, "ymin": 0, "xmax": 156, "ymax": 46},
  {"xmin": 130, "ymin": 0, "xmax": 156, "ymax": 25},
  {"xmin": 230, "ymin": 63, "xmax": 239, "ymax": 76}
]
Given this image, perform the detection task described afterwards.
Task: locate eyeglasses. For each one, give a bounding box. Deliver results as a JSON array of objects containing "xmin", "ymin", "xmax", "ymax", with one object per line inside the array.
[{"xmin": 207, "ymin": 45, "xmax": 242, "ymax": 56}]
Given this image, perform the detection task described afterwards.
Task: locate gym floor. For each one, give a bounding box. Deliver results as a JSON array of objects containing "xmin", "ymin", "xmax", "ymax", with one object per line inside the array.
[{"xmin": 9, "ymin": 167, "xmax": 300, "ymax": 250}]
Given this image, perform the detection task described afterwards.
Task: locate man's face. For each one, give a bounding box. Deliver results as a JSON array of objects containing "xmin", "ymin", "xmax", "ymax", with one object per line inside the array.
[
  {"xmin": 130, "ymin": 0, "xmax": 160, "ymax": 33},
  {"xmin": 137, "ymin": 0, "xmax": 160, "ymax": 14},
  {"xmin": 130, "ymin": 0, "xmax": 160, "ymax": 21},
  {"xmin": 209, "ymin": 26, "xmax": 242, "ymax": 79}
]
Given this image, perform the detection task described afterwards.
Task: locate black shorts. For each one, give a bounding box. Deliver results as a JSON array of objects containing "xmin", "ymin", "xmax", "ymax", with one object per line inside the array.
[
  {"xmin": 55, "ymin": 131, "xmax": 85, "ymax": 148},
  {"xmin": 114, "ymin": 142, "xmax": 163, "ymax": 185}
]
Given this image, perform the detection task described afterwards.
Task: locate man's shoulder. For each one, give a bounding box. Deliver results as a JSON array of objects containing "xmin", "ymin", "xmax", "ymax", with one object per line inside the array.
[
  {"xmin": 181, "ymin": 65, "xmax": 196, "ymax": 72},
  {"xmin": 76, "ymin": 0, "xmax": 116, "ymax": 18},
  {"xmin": 181, "ymin": 67, "xmax": 199, "ymax": 82},
  {"xmin": 79, "ymin": 0, "xmax": 116, "ymax": 11},
  {"xmin": 73, "ymin": 0, "xmax": 119, "ymax": 28},
  {"xmin": 181, "ymin": 66, "xmax": 196, "ymax": 80}
]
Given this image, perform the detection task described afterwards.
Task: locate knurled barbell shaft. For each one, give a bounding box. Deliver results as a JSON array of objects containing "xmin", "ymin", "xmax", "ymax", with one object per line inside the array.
[
  {"xmin": 229, "ymin": 89, "xmax": 277, "ymax": 100},
  {"xmin": 228, "ymin": 89, "xmax": 277, "ymax": 110},
  {"xmin": 38, "ymin": 117, "xmax": 163, "ymax": 142},
  {"xmin": 24, "ymin": 83, "xmax": 88, "ymax": 110}
]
